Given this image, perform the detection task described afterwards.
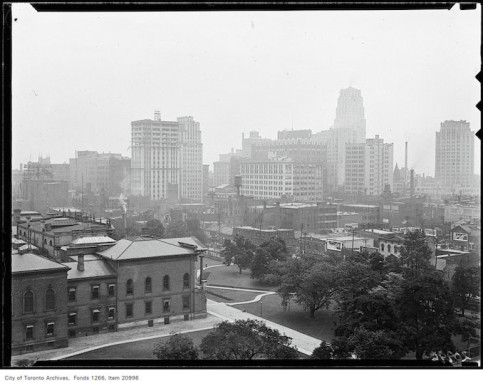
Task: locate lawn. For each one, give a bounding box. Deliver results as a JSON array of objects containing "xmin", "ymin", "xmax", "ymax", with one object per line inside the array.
[
  {"xmin": 205, "ymin": 287, "xmax": 266, "ymax": 304},
  {"xmin": 232, "ymin": 293, "xmax": 338, "ymax": 343},
  {"xmin": 205, "ymin": 264, "xmax": 277, "ymax": 291},
  {"xmin": 65, "ymin": 329, "xmax": 213, "ymax": 360}
]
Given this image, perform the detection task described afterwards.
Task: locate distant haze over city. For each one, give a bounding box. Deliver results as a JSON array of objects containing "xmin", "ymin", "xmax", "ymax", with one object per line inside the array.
[{"xmin": 12, "ymin": 4, "xmax": 480, "ymax": 176}]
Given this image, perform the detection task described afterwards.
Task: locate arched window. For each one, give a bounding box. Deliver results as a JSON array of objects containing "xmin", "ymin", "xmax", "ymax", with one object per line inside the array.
[
  {"xmin": 183, "ymin": 273, "xmax": 190, "ymax": 289},
  {"xmin": 126, "ymin": 279, "xmax": 134, "ymax": 296},
  {"xmin": 49, "ymin": 240, "xmax": 53, "ymax": 246},
  {"xmin": 145, "ymin": 277, "xmax": 152, "ymax": 294},
  {"xmin": 45, "ymin": 288, "xmax": 55, "ymax": 310},
  {"xmin": 380, "ymin": 243, "xmax": 385, "ymax": 252},
  {"xmin": 24, "ymin": 290, "xmax": 34, "ymax": 313},
  {"xmin": 387, "ymin": 244, "xmax": 391, "ymax": 253},
  {"xmin": 163, "ymin": 275, "xmax": 170, "ymax": 291}
]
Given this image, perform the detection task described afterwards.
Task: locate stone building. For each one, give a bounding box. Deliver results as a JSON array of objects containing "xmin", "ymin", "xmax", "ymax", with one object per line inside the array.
[
  {"xmin": 11, "ymin": 253, "xmax": 70, "ymax": 355},
  {"xmin": 96, "ymin": 237, "xmax": 207, "ymax": 328}
]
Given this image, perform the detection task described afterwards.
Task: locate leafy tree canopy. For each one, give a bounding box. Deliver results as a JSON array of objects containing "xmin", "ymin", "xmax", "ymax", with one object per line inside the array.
[
  {"xmin": 451, "ymin": 266, "xmax": 480, "ymax": 316},
  {"xmin": 222, "ymin": 235, "xmax": 256, "ymax": 274},
  {"xmin": 274, "ymin": 254, "xmax": 339, "ymax": 318},
  {"xmin": 250, "ymin": 237, "xmax": 289, "ymax": 281},
  {"xmin": 153, "ymin": 333, "xmax": 199, "ymax": 360},
  {"xmin": 200, "ymin": 319, "xmax": 299, "ymax": 360},
  {"xmin": 144, "ymin": 218, "xmax": 165, "ymax": 238},
  {"xmin": 399, "ymin": 231, "xmax": 433, "ymax": 275}
]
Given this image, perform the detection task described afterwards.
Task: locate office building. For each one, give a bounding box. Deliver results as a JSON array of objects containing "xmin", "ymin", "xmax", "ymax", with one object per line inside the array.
[
  {"xmin": 240, "ymin": 158, "xmax": 324, "ymax": 202},
  {"xmin": 179, "ymin": 116, "xmax": 203, "ymax": 202},
  {"xmin": 345, "ymin": 135, "xmax": 393, "ymax": 196},
  {"xmin": 435, "ymin": 120, "xmax": 475, "ymax": 190}
]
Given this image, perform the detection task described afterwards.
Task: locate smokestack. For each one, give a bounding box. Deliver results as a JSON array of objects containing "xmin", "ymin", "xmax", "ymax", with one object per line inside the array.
[
  {"xmin": 234, "ymin": 175, "xmax": 242, "ymax": 197},
  {"xmin": 404, "ymin": 142, "xmax": 408, "ymax": 194},
  {"xmin": 77, "ymin": 254, "xmax": 85, "ymax": 271},
  {"xmin": 410, "ymin": 169, "xmax": 414, "ymax": 199}
]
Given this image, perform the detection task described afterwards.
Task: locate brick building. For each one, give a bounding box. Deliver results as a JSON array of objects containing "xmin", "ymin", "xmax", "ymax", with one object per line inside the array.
[
  {"xmin": 64, "ymin": 254, "xmax": 118, "ymax": 338},
  {"xmin": 12, "ymin": 253, "xmax": 69, "ymax": 355},
  {"xmin": 96, "ymin": 237, "xmax": 207, "ymax": 328}
]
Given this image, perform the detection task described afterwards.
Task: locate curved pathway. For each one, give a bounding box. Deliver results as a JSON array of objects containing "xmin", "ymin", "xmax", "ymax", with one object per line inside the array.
[{"xmin": 205, "ymin": 285, "xmax": 275, "ymax": 306}]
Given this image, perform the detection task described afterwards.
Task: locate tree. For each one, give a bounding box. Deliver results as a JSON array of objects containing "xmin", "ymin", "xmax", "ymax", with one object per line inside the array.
[
  {"xmin": 451, "ymin": 266, "xmax": 480, "ymax": 316},
  {"xmin": 144, "ymin": 219, "xmax": 165, "ymax": 238},
  {"xmin": 399, "ymin": 231, "xmax": 433, "ymax": 274},
  {"xmin": 186, "ymin": 218, "xmax": 208, "ymax": 243},
  {"xmin": 311, "ymin": 341, "xmax": 333, "ymax": 359},
  {"xmin": 222, "ymin": 235, "xmax": 256, "ymax": 274},
  {"xmin": 396, "ymin": 270, "xmax": 458, "ymax": 359},
  {"xmin": 153, "ymin": 333, "xmax": 199, "ymax": 360},
  {"xmin": 332, "ymin": 328, "xmax": 404, "ymax": 360},
  {"xmin": 250, "ymin": 237, "xmax": 289, "ymax": 281},
  {"xmin": 165, "ymin": 220, "xmax": 190, "ymax": 238},
  {"xmin": 274, "ymin": 254, "xmax": 339, "ymax": 318},
  {"xmin": 199, "ymin": 319, "xmax": 299, "ymax": 360}
]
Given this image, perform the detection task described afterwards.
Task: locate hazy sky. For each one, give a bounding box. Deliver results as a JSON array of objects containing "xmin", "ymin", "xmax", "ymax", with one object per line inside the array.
[{"xmin": 12, "ymin": 4, "xmax": 481, "ymax": 176}]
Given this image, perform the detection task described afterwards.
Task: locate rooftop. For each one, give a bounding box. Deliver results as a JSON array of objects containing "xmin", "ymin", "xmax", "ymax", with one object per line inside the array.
[
  {"xmin": 71, "ymin": 236, "xmax": 116, "ymax": 245},
  {"xmin": 65, "ymin": 259, "xmax": 116, "ymax": 280},
  {"xmin": 96, "ymin": 236, "xmax": 203, "ymax": 261},
  {"xmin": 12, "ymin": 253, "xmax": 69, "ymax": 274}
]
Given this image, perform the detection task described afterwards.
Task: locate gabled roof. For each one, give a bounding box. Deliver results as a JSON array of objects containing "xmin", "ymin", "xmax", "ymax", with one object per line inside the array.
[
  {"xmin": 65, "ymin": 259, "xmax": 116, "ymax": 280},
  {"xmin": 12, "ymin": 253, "xmax": 69, "ymax": 274},
  {"xmin": 161, "ymin": 236, "xmax": 208, "ymax": 250},
  {"xmin": 96, "ymin": 236, "xmax": 201, "ymax": 261}
]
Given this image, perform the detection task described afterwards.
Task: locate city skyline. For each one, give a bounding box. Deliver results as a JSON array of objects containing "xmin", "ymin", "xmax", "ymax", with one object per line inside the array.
[{"xmin": 12, "ymin": 4, "xmax": 481, "ymax": 177}]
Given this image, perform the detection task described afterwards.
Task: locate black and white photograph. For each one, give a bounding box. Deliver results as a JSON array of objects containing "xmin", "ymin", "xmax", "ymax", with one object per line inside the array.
[{"xmin": 3, "ymin": 2, "xmax": 481, "ymax": 372}]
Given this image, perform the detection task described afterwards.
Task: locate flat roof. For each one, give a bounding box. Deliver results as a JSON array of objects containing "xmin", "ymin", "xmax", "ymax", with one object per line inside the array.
[
  {"xmin": 363, "ymin": 229, "xmax": 395, "ymax": 235},
  {"xmin": 342, "ymin": 204, "xmax": 379, "ymax": 208}
]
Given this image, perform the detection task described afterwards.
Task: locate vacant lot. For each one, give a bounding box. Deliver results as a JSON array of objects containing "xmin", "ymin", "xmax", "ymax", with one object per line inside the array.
[{"xmin": 65, "ymin": 329, "xmax": 213, "ymax": 360}]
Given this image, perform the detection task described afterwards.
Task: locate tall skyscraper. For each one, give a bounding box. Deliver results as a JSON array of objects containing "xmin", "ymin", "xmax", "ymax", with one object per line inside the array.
[
  {"xmin": 435, "ymin": 120, "xmax": 474, "ymax": 189},
  {"xmin": 318, "ymin": 87, "xmax": 367, "ymax": 192},
  {"xmin": 131, "ymin": 112, "xmax": 203, "ymax": 202},
  {"xmin": 179, "ymin": 116, "xmax": 203, "ymax": 202},
  {"xmin": 131, "ymin": 113, "xmax": 181, "ymax": 201},
  {"xmin": 345, "ymin": 135, "xmax": 393, "ymax": 196},
  {"xmin": 334, "ymin": 87, "xmax": 366, "ymax": 143}
]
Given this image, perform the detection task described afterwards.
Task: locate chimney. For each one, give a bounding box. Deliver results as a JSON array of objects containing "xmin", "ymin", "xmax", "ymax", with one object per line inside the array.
[
  {"xmin": 410, "ymin": 169, "xmax": 415, "ymax": 199},
  {"xmin": 404, "ymin": 142, "xmax": 408, "ymax": 193},
  {"xmin": 77, "ymin": 254, "xmax": 85, "ymax": 271}
]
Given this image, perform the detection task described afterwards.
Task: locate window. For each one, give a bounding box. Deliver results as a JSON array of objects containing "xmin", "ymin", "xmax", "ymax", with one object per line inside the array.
[
  {"xmin": 69, "ymin": 329, "xmax": 76, "ymax": 338},
  {"xmin": 46, "ymin": 322, "xmax": 55, "ymax": 336},
  {"xmin": 108, "ymin": 307, "xmax": 115, "ymax": 320},
  {"xmin": 25, "ymin": 325, "xmax": 34, "ymax": 341},
  {"xmin": 380, "ymin": 243, "xmax": 385, "ymax": 252},
  {"xmin": 92, "ymin": 309, "xmax": 100, "ymax": 323},
  {"xmin": 163, "ymin": 299, "xmax": 170, "ymax": 313},
  {"xmin": 145, "ymin": 301, "xmax": 152, "ymax": 315},
  {"xmin": 68, "ymin": 313, "xmax": 77, "ymax": 326},
  {"xmin": 68, "ymin": 287, "xmax": 76, "ymax": 302},
  {"xmin": 183, "ymin": 273, "xmax": 190, "ymax": 289},
  {"xmin": 45, "ymin": 289, "xmax": 55, "ymax": 310},
  {"xmin": 126, "ymin": 279, "xmax": 133, "ymax": 296},
  {"xmin": 91, "ymin": 285, "xmax": 100, "ymax": 299},
  {"xmin": 182, "ymin": 295, "xmax": 190, "ymax": 310},
  {"xmin": 126, "ymin": 303, "xmax": 133, "ymax": 318},
  {"xmin": 145, "ymin": 277, "xmax": 152, "ymax": 294},
  {"xmin": 387, "ymin": 244, "xmax": 391, "ymax": 253},
  {"xmin": 24, "ymin": 290, "xmax": 34, "ymax": 313},
  {"xmin": 163, "ymin": 275, "xmax": 170, "ymax": 291},
  {"xmin": 108, "ymin": 284, "xmax": 115, "ymax": 297}
]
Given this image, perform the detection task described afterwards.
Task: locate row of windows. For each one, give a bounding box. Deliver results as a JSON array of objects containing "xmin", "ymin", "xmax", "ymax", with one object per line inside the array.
[
  {"xmin": 126, "ymin": 274, "xmax": 190, "ymax": 296},
  {"xmin": 25, "ymin": 321, "xmax": 55, "ymax": 341},
  {"xmin": 23, "ymin": 288, "xmax": 55, "ymax": 314},
  {"xmin": 68, "ymin": 283, "xmax": 116, "ymax": 302},
  {"xmin": 68, "ymin": 306, "xmax": 115, "ymax": 326},
  {"xmin": 124, "ymin": 296, "xmax": 189, "ymax": 318}
]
